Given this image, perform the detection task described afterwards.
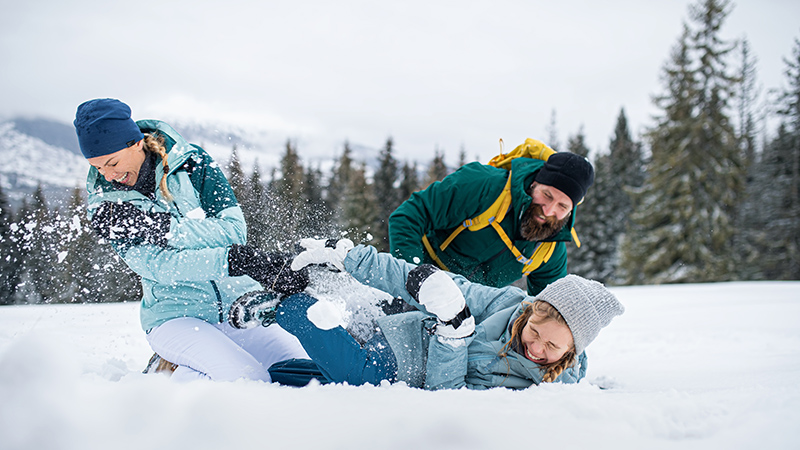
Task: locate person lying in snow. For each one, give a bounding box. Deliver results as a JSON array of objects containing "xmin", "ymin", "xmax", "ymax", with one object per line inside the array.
[{"xmin": 256, "ymin": 239, "xmax": 625, "ymax": 390}]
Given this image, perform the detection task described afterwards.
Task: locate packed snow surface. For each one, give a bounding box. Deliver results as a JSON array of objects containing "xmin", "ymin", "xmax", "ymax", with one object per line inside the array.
[{"xmin": 1, "ymin": 278, "xmax": 799, "ymax": 450}]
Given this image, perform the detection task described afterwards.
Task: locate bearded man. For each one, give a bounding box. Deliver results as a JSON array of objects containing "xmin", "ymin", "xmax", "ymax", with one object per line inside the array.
[{"xmin": 388, "ymin": 149, "xmax": 594, "ymax": 296}]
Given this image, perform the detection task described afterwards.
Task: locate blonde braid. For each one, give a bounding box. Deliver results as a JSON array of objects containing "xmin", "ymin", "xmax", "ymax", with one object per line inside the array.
[
  {"xmin": 541, "ymin": 349, "xmax": 576, "ymax": 383},
  {"xmin": 143, "ymin": 133, "xmax": 173, "ymax": 202}
]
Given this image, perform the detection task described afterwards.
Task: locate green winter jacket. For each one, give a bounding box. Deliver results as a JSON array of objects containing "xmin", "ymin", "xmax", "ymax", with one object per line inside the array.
[
  {"xmin": 388, "ymin": 158, "xmax": 576, "ymax": 295},
  {"xmin": 85, "ymin": 120, "xmax": 261, "ymax": 331},
  {"xmin": 344, "ymin": 245, "xmax": 587, "ymax": 390}
]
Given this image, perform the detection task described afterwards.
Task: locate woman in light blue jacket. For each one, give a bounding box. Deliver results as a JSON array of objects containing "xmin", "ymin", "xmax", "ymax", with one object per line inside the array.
[
  {"xmin": 75, "ymin": 98, "xmax": 309, "ymax": 382},
  {"xmin": 277, "ymin": 242, "xmax": 624, "ymax": 389}
]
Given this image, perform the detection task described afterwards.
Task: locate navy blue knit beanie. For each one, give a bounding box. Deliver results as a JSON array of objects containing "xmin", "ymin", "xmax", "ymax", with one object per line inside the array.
[
  {"xmin": 74, "ymin": 98, "xmax": 144, "ymax": 159},
  {"xmin": 535, "ymin": 152, "xmax": 595, "ymax": 206}
]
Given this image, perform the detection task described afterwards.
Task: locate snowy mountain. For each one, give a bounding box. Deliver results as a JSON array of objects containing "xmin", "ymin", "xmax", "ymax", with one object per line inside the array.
[
  {"xmin": 0, "ymin": 117, "xmax": 379, "ymax": 210},
  {"xmin": 1, "ymin": 278, "xmax": 798, "ymax": 449},
  {"xmin": 0, "ymin": 120, "xmax": 88, "ymax": 208}
]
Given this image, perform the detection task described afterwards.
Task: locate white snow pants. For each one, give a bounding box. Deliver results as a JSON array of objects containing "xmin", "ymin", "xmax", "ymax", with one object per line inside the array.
[{"xmin": 146, "ymin": 317, "xmax": 309, "ymax": 383}]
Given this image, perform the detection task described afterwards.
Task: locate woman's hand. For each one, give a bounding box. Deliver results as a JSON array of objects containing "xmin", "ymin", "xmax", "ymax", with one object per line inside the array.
[
  {"xmin": 91, "ymin": 201, "xmax": 171, "ymax": 246},
  {"xmin": 228, "ymin": 245, "xmax": 309, "ymax": 295}
]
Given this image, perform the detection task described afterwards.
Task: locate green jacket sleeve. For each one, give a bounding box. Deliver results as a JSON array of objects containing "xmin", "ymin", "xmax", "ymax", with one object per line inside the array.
[{"xmin": 388, "ymin": 162, "xmax": 506, "ymax": 265}]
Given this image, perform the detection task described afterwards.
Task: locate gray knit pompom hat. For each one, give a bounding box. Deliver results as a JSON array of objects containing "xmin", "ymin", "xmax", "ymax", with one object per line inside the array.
[{"xmin": 535, "ymin": 274, "xmax": 624, "ymax": 354}]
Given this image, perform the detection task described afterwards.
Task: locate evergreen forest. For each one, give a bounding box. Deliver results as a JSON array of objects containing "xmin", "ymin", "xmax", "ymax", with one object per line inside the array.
[{"xmin": 0, "ymin": 0, "xmax": 798, "ymax": 305}]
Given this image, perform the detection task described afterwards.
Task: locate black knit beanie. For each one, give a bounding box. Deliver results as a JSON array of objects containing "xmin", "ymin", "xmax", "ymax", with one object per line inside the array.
[{"xmin": 534, "ymin": 152, "xmax": 595, "ymax": 206}]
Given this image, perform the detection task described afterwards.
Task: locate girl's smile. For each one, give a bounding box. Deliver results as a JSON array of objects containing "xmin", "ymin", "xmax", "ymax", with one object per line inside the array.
[{"xmin": 519, "ymin": 316, "xmax": 573, "ymax": 364}]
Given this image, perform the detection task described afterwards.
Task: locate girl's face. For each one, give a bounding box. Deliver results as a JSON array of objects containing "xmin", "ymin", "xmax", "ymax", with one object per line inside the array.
[
  {"xmin": 519, "ymin": 314, "xmax": 573, "ymax": 364},
  {"xmin": 87, "ymin": 140, "xmax": 145, "ymax": 186}
]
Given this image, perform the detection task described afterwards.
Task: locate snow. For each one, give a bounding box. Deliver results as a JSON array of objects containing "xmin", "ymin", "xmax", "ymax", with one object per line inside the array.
[{"xmin": 1, "ymin": 280, "xmax": 799, "ymax": 450}]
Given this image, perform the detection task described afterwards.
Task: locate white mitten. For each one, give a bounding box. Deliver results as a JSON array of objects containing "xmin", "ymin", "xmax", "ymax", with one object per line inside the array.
[
  {"xmin": 290, "ymin": 238, "xmax": 354, "ymax": 272},
  {"xmin": 435, "ymin": 315, "xmax": 475, "ymax": 339},
  {"xmin": 406, "ymin": 264, "xmax": 474, "ymax": 338}
]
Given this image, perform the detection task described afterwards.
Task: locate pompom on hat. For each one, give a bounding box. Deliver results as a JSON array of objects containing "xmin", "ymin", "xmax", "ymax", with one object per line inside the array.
[
  {"xmin": 74, "ymin": 98, "xmax": 144, "ymax": 159},
  {"xmin": 534, "ymin": 152, "xmax": 595, "ymax": 207},
  {"xmin": 535, "ymin": 274, "xmax": 624, "ymax": 355}
]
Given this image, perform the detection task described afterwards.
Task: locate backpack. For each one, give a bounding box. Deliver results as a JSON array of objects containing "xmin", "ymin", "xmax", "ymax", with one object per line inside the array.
[{"xmin": 421, "ymin": 138, "xmax": 580, "ymax": 277}]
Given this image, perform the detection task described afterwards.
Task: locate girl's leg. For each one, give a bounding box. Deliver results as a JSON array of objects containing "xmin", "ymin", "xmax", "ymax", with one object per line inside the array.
[
  {"xmin": 146, "ymin": 317, "xmax": 271, "ymax": 382},
  {"xmin": 276, "ymin": 293, "xmax": 397, "ymax": 386},
  {"xmin": 218, "ymin": 322, "xmax": 309, "ymax": 373}
]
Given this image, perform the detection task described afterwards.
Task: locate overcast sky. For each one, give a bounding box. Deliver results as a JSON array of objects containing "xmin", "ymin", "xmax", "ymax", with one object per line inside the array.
[{"xmin": 1, "ymin": 0, "xmax": 798, "ymax": 164}]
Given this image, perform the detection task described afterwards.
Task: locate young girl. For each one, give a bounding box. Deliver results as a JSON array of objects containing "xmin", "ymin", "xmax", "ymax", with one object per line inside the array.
[
  {"xmin": 74, "ymin": 98, "xmax": 309, "ymax": 382},
  {"xmin": 277, "ymin": 241, "xmax": 624, "ymax": 389}
]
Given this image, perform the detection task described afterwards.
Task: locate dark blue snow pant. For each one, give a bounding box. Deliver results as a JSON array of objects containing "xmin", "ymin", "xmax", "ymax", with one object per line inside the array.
[{"xmin": 275, "ymin": 294, "xmax": 398, "ymax": 386}]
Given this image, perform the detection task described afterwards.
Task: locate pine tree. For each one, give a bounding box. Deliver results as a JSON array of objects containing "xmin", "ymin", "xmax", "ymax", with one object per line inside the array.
[
  {"xmin": 227, "ymin": 145, "xmax": 248, "ymax": 203},
  {"xmin": 327, "ymin": 142, "xmax": 354, "ymax": 230},
  {"xmin": 740, "ymin": 125, "xmax": 799, "ymax": 279},
  {"xmin": 736, "ymin": 37, "xmax": 760, "ymax": 166},
  {"xmin": 457, "ymin": 145, "xmax": 468, "ymax": 168},
  {"xmin": 566, "ymin": 127, "xmax": 590, "ymax": 158},
  {"xmin": 269, "ymin": 139, "xmax": 306, "ymax": 249},
  {"xmin": 623, "ymin": 0, "xmax": 744, "ymax": 284},
  {"xmin": 52, "ymin": 188, "xmax": 140, "ymax": 303},
  {"xmin": 546, "ymin": 109, "xmax": 561, "ymax": 151},
  {"xmin": 562, "ymin": 129, "xmax": 617, "ymax": 283},
  {"xmin": 740, "ymin": 36, "xmax": 800, "ymax": 279},
  {"xmin": 300, "ymin": 163, "xmax": 334, "ymax": 240},
  {"xmin": 373, "ymin": 137, "xmax": 402, "ymax": 251},
  {"xmin": 0, "ymin": 184, "xmax": 20, "ymax": 304},
  {"xmin": 341, "ymin": 162, "xmax": 378, "ymax": 245},
  {"xmin": 423, "ymin": 148, "xmax": 448, "ymax": 188},
  {"xmin": 399, "ymin": 161, "xmax": 419, "ymax": 203},
  {"xmin": 13, "ymin": 185, "xmax": 60, "ymax": 303},
  {"xmin": 776, "ymin": 37, "xmax": 800, "ymax": 271},
  {"xmin": 605, "ymin": 109, "xmax": 646, "ymax": 283},
  {"xmin": 244, "ymin": 161, "xmax": 281, "ymax": 249},
  {"xmin": 569, "ymin": 151, "xmax": 616, "ymax": 283}
]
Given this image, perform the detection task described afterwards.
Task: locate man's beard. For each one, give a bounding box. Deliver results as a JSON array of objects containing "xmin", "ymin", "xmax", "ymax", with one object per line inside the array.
[{"xmin": 520, "ymin": 203, "xmax": 570, "ymax": 241}]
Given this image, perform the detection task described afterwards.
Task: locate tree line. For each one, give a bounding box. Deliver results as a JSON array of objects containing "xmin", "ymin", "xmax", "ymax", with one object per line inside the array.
[{"xmin": 0, "ymin": 0, "xmax": 797, "ymax": 305}]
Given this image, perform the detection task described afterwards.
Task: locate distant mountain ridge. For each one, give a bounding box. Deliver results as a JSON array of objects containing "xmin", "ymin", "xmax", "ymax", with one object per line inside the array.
[
  {"xmin": 10, "ymin": 118, "xmax": 82, "ymax": 156},
  {"xmin": 0, "ymin": 117, "xmax": 379, "ymax": 211}
]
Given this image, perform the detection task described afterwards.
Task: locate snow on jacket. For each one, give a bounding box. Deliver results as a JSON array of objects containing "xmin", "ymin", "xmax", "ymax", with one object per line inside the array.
[
  {"xmin": 388, "ymin": 158, "xmax": 576, "ymax": 296},
  {"xmin": 343, "ymin": 245, "xmax": 587, "ymax": 390},
  {"xmin": 85, "ymin": 119, "xmax": 261, "ymax": 331}
]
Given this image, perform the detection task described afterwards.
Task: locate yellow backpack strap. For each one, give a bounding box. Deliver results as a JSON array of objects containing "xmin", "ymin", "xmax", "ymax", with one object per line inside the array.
[
  {"xmin": 571, "ymin": 228, "xmax": 581, "ymax": 248},
  {"xmin": 422, "ymin": 235, "xmax": 450, "ymax": 271},
  {"xmin": 520, "ymin": 242, "xmax": 557, "ymax": 276},
  {"xmin": 439, "ymin": 175, "xmax": 513, "ymax": 251}
]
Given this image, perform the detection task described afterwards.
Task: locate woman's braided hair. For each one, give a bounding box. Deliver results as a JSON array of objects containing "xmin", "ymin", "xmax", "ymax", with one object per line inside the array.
[
  {"xmin": 501, "ymin": 300, "xmax": 576, "ymax": 383},
  {"xmin": 143, "ymin": 133, "xmax": 173, "ymax": 202}
]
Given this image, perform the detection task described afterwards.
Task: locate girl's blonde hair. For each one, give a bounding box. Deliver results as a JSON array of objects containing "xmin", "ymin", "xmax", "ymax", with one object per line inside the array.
[
  {"xmin": 502, "ymin": 300, "xmax": 576, "ymax": 383},
  {"xmin": 143, "ymin": 133, "xmax": 172, "ymax": 201}
]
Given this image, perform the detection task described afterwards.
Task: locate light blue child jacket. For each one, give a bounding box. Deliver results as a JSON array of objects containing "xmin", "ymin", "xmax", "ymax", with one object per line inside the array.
[{"xmin": 343, "ymin": 245, "xmax": 587, "ymax": 390}]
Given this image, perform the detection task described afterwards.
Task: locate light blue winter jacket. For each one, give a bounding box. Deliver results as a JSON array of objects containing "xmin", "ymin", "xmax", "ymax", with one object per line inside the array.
[
  {"xmin": 343, "ymin": 245, "xmax": 587, "ymax": 390},
  {"xmin": 86, "ymin": 120, "xmax": 261, "ymax": 331}
]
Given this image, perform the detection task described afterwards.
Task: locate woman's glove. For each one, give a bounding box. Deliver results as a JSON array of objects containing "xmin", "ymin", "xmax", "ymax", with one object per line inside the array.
[
  {"xmin": 90, "ymin": 201, "xmax": 171, "ymax": 246},
  {"xmin": 290, "ymin": 238, "xmax": 354, "ymax": 272},
  {"xmin": 228, "ymin": 244, "xmax": 309, "ymax": 295},
  {"xmin": 406, "ymin": 264, "xmax": 474, "ymax": 338}
]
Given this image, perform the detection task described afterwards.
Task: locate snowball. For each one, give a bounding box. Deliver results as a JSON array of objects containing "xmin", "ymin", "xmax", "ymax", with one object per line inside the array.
[{"xmin": 307, "ymin": 300, "xmax": 344, "ymax": 330}]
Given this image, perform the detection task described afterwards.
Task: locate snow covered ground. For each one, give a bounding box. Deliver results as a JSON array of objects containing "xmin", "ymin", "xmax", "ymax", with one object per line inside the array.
[{"xmin": 1, "ymin": 279, "xmax": 799, "ymax": 450}]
